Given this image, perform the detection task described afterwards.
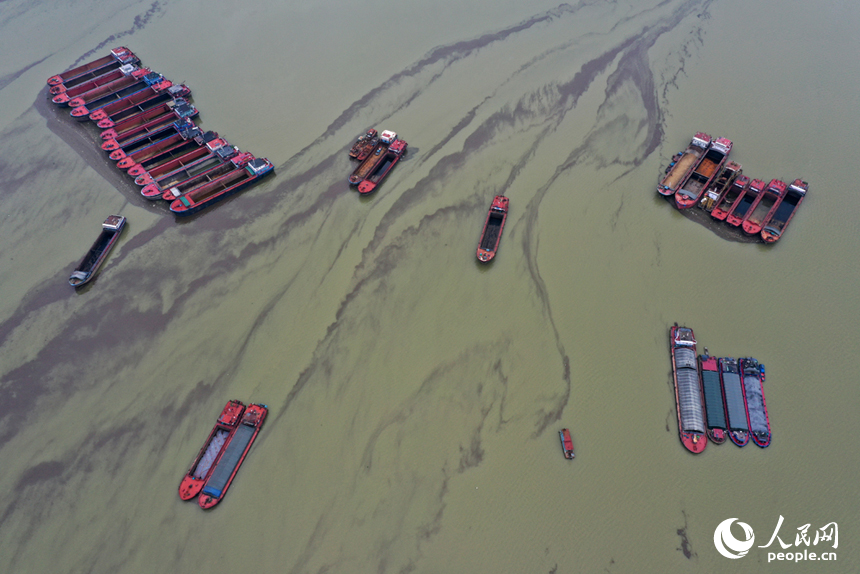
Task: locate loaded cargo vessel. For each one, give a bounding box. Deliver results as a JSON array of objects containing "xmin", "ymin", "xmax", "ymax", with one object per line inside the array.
[
  {"xmin": 68, "ymin": 215, "xmax": 125, "ymax": 287},
  {"xmin": 158, "ymin": 152, "xmax": 254, "ymax": 202},
  {"xmin": 742, "ymin": 179, "xmax": 786, "ymax": 235},
  {"xmin": 740, "ymin": 358, "xmax": 771, "ymax": 448},
  {"xmin": 47, "ymin": 47, "xmax": 138, "ymax": 88},
  {"xmin": 100, "ymin": 100, "xmax": 196, "ymax": 144},
  {"xmin": 357, "ymin": 140, "xmax": 407, "ymax": 194},
  {"xmin": 761, "ymin": 179, "xmax": 808, "ymax": 243},
  {"xmin": 710, "ymin": 174, "xmax": 750, "ymax": 221},
  {"xmin": 134, "ymin": 136, "xmax": 231, "ymax": 186},
  {"xmin": 698, "ymin": 354, "xmax": 727, "ymax": 444},
  {"xmin": 476, "ymin": 195, "xmax": 509, "ymax": 262},
  {"xmin": 116, "ymin": 120, "xmax": 200, "ymax": 171},
  {"xmin": 94, "ymin": 86, "xmax": 191, "ymax": 128},
  {"xmin": 349, "ymin": 129, "xmax": 378, "ymax": 161},
  {"xmin": 675, "ymin": 137, "xmax": 732, "ymax": 209},
  {"xmin": 52, "ymin": 64, "xmax": 147, "ymax": 106},
  {"xmin": 726, "ymin": 178, "xmax": 765, "ymax": 227},
  {"xmin": 102, "ymin": 105, "xmax": 198, "ymax": 152},
  {"xmin": 718, "ymin": 357, "xmax": 750, "ymax": 447},
  {"xmin": 170, "ymin": 157, "xmax": 274, "ymax": 215},
  {"xmin": 70, "ymin": 72, "xmax": 170, "ymax": 119},
  {"xmin": 142, "ymin": 145, "xmax": 238, "ymax": 198},
  {"xmin": 178, "ymin": 400, "xmax": 246, "ymax": 501},
  {"xmin": 658, "ymin": 133, "xmax": 710, "ymax": 196},
  {"xmin": 49, "ymin": 66, "xmax": 129, "ymax": 99},
  {"xmin": 198, "ymin": 403, "xmax": 268, "ymax": 509},
  {"xmin": 698, "ymin": 161, "xmax": 741, "ymax": 212},
  {"xmin": 126, "ymin": 127, "xmax": 219, "ymax": 178},
  {"xmin": 349, "ymin": 130, "xmax": 397, "ymax": 185},
  {"xmin": 559, "ymin": 428, "xmax": 575, "ymax": 459},
  {"xmin": 669, "ymin": 326, "xmax": 707, "ymax": 454}
]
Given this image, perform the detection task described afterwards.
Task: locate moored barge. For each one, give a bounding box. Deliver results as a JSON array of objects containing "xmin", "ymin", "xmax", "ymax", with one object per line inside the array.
[
  {"xmin": 742, "ymin": 179, "xmax": 786, "ymax": 235},
  {"xmin": 726, "ymin": 178, "xmax": 765, "ymax": 227},
  {"xmin": 357, "ymin": 139, "xmax": 408, "ymax": 194},
  {"xmin": 125, "ymin": 127, "xmax": 219, "ymax": 177},
  {"xmin": 761, "ymin": 179, "xmax": 808, "ymax": 243},
  {"xmin": 669, "ymin": 326, "xmax": 707, "ymax": 454},
  {"xmin": 349, "ymin": 129, "xmax": 378, "ymax": 161},
  {"xmin": 133, "ymin": 136, "xmax": 231, "ymax": 186},
  {"xmin": 718, "ymin": 357, "xmax": 750, "ymax": 447},
  {"xmin": 158, "ymin": 152, "xmax": 254, "ymax": 202},
  {"xmin": 698, "ymin": 161, "xmax": 741, "ymax": 212},
  {"xmin": 198, "ymin": 403, "xmax": 268, "ymax": 509},
  {"xmin": 178, "ymin": 400, "xmax": 246, "ymax": 501},
  {"xmin": 47, "ymin": 47, "xmax": 137, "ymax": 87},
  {"xmin": 101, "ymin": 104, "xmax": 198, "ymax": 152},
  {"xmin": 699, "ymin": 354, "xmax": 727, "ymax": 444},
  {"xmin": 710, "ymin": 174, "xmax": 750, "ymax": 221},
  {"xmin": 675, "ymin": 137, "xmax": 732, "ymax": 209},
  {"xmin": 658, "ymin": 133, "xmax": 710, "ymax": 196},
  {"xmin": 100, "ymin": 99, "xmax": 196, "ymax": 142},
  {"xmin": 70, "ymin": 71, "xmax": 169, "ymax": 119},
  {"xmin": 170, "ymin": 158, "xmax": 274, "ymax": 216},
  {"xmin": 68, "ymin": 215, "xmax": 126, "ymax": 287},
  {"xmin": 476, "ymin": 195, "xmax": 509, "ymax": 263},
  {"xmin": 559, "ymin": 428, "xmax": 575, "ymax": 459},
  {"xmin": 142, "ymin": 145, "xmax": 238, "ymax": 199},
  {"xmin": 740, "ymin": 358, "xmax": 771, "ymax": 448},
  {"xmin": 93, "ymin": 86, "xmax": 192, "ymax": 128},
  {"xmin": 349, "ymin": 130, "xmax": 397, "ymax": 185}
]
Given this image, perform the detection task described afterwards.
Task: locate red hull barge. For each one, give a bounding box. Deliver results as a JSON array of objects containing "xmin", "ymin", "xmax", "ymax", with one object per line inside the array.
[
  {"xmin": 49, "ymin": 66, "xmax": 128, "ymax": 98},
  {"xmin": 762, "ymin": 179, "xmax": 808, "ymax": 243},
  {"xmin": 133, "ymin": 136, "xmax": 230, "ymax": 185},
  {"xmin": 179, "ymin": 400, "xmax": 246, "ymax": 501},
  {"xmin": 69, "ymin": 215, "xmax": 126, "ymax": 287},
  {"xmin": 710, "ymin": 174, "xmax": 750, "ymax": 221},
  {"xmin": 70, "ymin": 72, "xmax": 168, "ymax": 120},
  {"xmin": 698, "ymin": 161, "xmax": 741, "ymax": 212},
  {"xmin": 726, "ymin": 178, "xmax": 765, "ymax": 227},
  {"xmin": 113, "ymin": 120, "xmax": 198, "ymax": 171},
  {"xmin": 675, "ymin": 137, "xmax": 732, "ymax": 209},
  {"xmin": 109, "ymin": 121, "xmax": 192, "ymax": 164},
  {"xmin": 100, "ymin": 99, "xmax": 195, "ymax": 142},
  {"xmin": 141, "ymin": 145, "xmax": 237, "ymax": 199},
  {"xmin": 349, "ymin": 129, "xmax": 378, "ymax": 161},
  {"xmin": 94, "ymin": 86, "xmax": 191, "ymax": 128},
  {"xmin": 669, "ymin": 325, "xmax": 707, "ymax": 454},
  {"xmin": 54, "ymin": 65, "xmax": 148, "ymax": 107},
  {"xmin": 170, "ymin": 157, "xmax": 274, "ymax": 215},
  {"xmin": 126, "ymin": 127, "xmax": 218, "ymax": 178},
  {"xmin": 718, "ymin": 357, "xmax": 750, "ymax": 447},
  {"xmin": 357, "ymin": 140, "xmax": 407, "ymax": 194},
  {"xmin": 348, "ymin": 130, "xmax": 397, "ymax": 185},
  {"xmin": 102, "ymin": 104, "xmax": 198, "ymax": 152},
  {"xmin": 742, "ymin": 179, "xmax": 786, "ymax": 235},
  {"xmin": 47, "ymin": 47, "xmax": 137, "ymax": 87},
  {"xmin": 740, "ymin": 358, "xmax": 771, "ymax": 448},
  {"xmin": 658, "ymin": 132, "xmax": 710, "ymax": 196},
  {"xmin": 559, "ymin": 428, "xmax": 575, "ymax": 459},
  {"xmin": 198, "ymin": 403, "xmax": 268, "ymax": 509},
  {"xmin": 156, "ymin": 152, "xmax": 254, "ymax": 202},
  {"xmin": 477, "ymin": 195, "xmax": 509, "ymax": 262},
  {"xmin": 698, "ymin": 355, "xmax": 727, "ymax": 444}
]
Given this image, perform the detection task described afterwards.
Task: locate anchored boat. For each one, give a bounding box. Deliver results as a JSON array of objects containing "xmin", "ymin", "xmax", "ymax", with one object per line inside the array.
[
  {"xmin": 102, "ymin": 104, "xmax": 198, "ymax": 152},
  {"xmin": 68, "ymin": 215, "xmax": 125, "ymax": 287},
  {"xmin": 698, "ymin": 161, "xmax": 741, "ymax": 212},
  {"xmin": 158, "ymin": 152, "xmax": 255, "ymax": 202},
  {"xmin": 49, "ymin": 66, "xmax": 129, "ymax": 98},
  {"xmin": 142, "ymin": 145, "xmax": 238, "ymax": 199},
  {"xmin": 100, "ymin": 100, "xmax": 197, "ymax": 144},
  {"xmin": 47, "ymin": 47, "xmax": 137, "ymax": 88},
  {"xmin": 357, "ymin": 139, "xmax": 407, "ymax": 194},
  {"xmin": 349, "ymin": 129, "xmax": 378, "ymax": 161},
  {"xmin": 669, "ymin": 326, "xmax": 707, "ymax": 454},
  {"xmin": 718, "ymin": 357, "xmax": 750, "ymax": 447},
  {"xmin": 742, "ymin": 179, "xmax": 786, "ymax": 235},
  {"xmin": 476, "ymin": 195, "xmax": 509, "ymax": 263},
  {"xmin": 125, "ymin": 127, "xmax": 219, "ymax": 177},
  {"xmin": 133, "ymin": 136, "xmax": 231, "ymax": 186},
  {"xmin": 658, "ymin": 133, "xmax": 710, "ymax": 196},
  {"xmin": 178, "ymin": 400, "xmax": 246, "ymax": 501},
  {"xmin": 94, "ymin": 86, "xmax": 192, "ymax": 128},
  {"xmin": 710, "ymin": 174, "xmax": 750, "ymax": 221},
  {"xmin": 349, "ymin": 130, "xmax": 397, "ymax": 185},
  {"xmin": 740, "ymin": 358, "xmax": 771, "ymax": 448},
  {"xmin": 559, "ymin": 428, "xmax": 575, "ymax": 459},
  {"xmin": 762, "ymin": 179, "xmax": 808, "ymax": 243},
  {"xmin": 198, "ymin": 403, "xmax": 268, "ymax": 509},
  {"xmin": 726, "ymin": 178, "xmax": 765, "ymax": 227},
  {"xmin": 698, "ymin": 355, "xmax": 727, "ymax": 444},
  {"xmin": 675, "ymin": 137, "xmax": 732, "ymax": 209},
  {"xmin": 170, "ymin": 157, "xmax": 275, "ymax": 216}
]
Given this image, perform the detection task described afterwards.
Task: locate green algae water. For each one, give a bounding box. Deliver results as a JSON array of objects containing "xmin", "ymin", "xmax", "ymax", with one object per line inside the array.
[{"xmin": 0, "ymin": 1, "xmax": 858, "ymax": 572}]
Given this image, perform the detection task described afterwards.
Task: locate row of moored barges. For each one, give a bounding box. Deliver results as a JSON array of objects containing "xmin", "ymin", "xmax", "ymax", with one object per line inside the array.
[
  {"xmin": 669, "ymin": 325, "xmax": 772, "ymax": 454},
  {"xmin": 658, "ymin": 132, "xmax": 808, "ymax": 243},
  {"xmin": 47, "ymin": 47, "xmax": 274, "ymax": 216}
]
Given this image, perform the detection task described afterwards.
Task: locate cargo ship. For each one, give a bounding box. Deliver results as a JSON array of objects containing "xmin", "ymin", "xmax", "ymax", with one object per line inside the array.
[
  {"xmin": 698, "ymin": 161, "xmax": 741, "ymax": 212},
  {"xmin": 742, "ymin": 179, "xmax": 786, "ymax": 235},
  {"xmin": 348, "ymin": 130, "xmax": 397, "ymax": 185},
  {"xmin": 761, "ymin": 179, "xmax": 808, "ymax": 243},
  {"xmin": 559, "ymin": 428, "xmax": 575, "ymax": 459},
  {"xmin": 70, "ymin": 71, "xmax": 169, "ymax": 120},
  {"xmin": 170, "ymin": 158, "xmax": 275, "ymax": 216},
  {"xmin": 669, "ymin": 325, "xmax": 707, "ymax": 454},
  {"xmin": 476, "ymin": 195, "xmax": 509, "ymax": 263},
  {"xmin": 114, "ymin": 119, "xmax": 199, "ymax": 171},
  {"xmin": 698, "ymin": 354, "xmax": 727, "ymax": 444},
  {"xmin": 49, "ymin": 66, "xmax": 129, "ymax": 98},
  {"xmin": 94, "ymin": 86, "xmax": 192, "ymax": 128},
  {"xmin": 158, "ymin": 152, "xmax": 254, "ymax": 202},
  {"xmin": 100, "ymin": 100, "xmax": 196, "ymax": 143},
  {"xmin": 133, "ymin": 136, "xmax": 231, "ymax": 186},
  {"xmin": 675, "ymin": 137, "xmax": 732, "ymax": 209},
  {"xmin": 357, "ymin": 140, "xmax": 408, "ymax": 194},
  {"xmin": 102, "ymin": 104, "xmax": 198, "ymax": 152},
  {"xmin": 740, "ymin": 358, "xmax": 771, "ymax": 448},
  {"xmin": 178, "ymin": 400, "xmax": 246, "ymax": 501},
  {"xmin": 349, "ymin": 129, "xmax": 378, "ymax": 161},
  {"xmin": 726, "ymin": 178, "xmax": 765, "ymax": 227},
  {"xmin": 68, "ymin": 215, "xmax": 125, "ymax": 287},
  {"xmin": 198, "ymin": 403, "xmax": 268, "ymax": 509},
  {"xmin": 52, "ymin": 64, "xmax": 147, "ymax": 106},
  {"xmin": 47, "ymin": 47, "xmax": 138, "ymax": 88},
  {"xmin": 718, "ymin": 357, "xmax": 750, "ymax": 447},
  {"xmin": 141, "ymin": 146, "xmax": 238, "ymax": 199},
  {"xmin": 125, "ymin": 127, "xmax": 219, "ymax": 178},
  {"xmin": 657, "ymin": 133, "xmax": 710, "ymax": 196},
  {"xmin": 710, "ymin": 174, "xmax": 750, "ymax": 221}
]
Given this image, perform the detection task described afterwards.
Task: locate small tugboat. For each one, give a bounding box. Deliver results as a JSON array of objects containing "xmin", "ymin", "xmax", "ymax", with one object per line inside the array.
[
  {"xmin": 93, "ymin": 86, "xmax": 192, "ymax": 128},
  {"xmin": 170, "ymin": 157, "xmax": 275, "ymax": 216},
  {"xmin": 348, "ymin": 130, "xmax": 397, "ymax": 185},
  {"xmin": 349, "ymin": 128, "xmax": 378, "ymax": 161},
  {"xmin": 125, "ymin": 127, "xmax": 219, "ymax": 178},
  {"xmin": 698, "ymin": 161, "xmax": 741, "ymax": 212},
  {"xmin": 762, "ymin": 179, "xmax": 808, "ymax": 243},
  {"xmin": 100, "ymin": 100, "xmax": 196, "ymax": 142},
  {"xmin": 740, "ymin": 358, "xmax": 771, "ymax": 448},
  {"xmin": 669, "ymin": 325, "xmax": 707, "ymax": 454},
  {"xmin": 718, "ymin": 357, "xmax": 750, "ymax": 447},
  {"xmin": 559, "ymin": 428, "xmax": 575, "ymax": 459},
  {"xmin": 357, "ymin": 140, "xmax": 408, "ymax": 194},
  {"xmin": 68, "ymin": 215, "xmax": 126, "ymax": 287},
  {"xmin": 726, "ymin": 178, "xmax": 765, "ymax": 227},
  {"xmin": 198, "ymin": 403, "xmax": 268, "ymax": 509},
  {"xmin": 47, "ymin": 47, "xmax": 137, "ymax": 87},
  {"xmin": 698, "ymin": 353, "xmax": 727, "ymax": 444},
  {"xmin": 657, "ymin": 132, "xmax": 710, "ymax": 196},
  {"xmin": 742, "ymin": 179, "xmax": 786, "ymax": 236},
  {"xmin": 476, "ymin": 195, "xmax": 509, "ymax": 262},
  {"xmin": 133, "ymin": 136, "xmax": 231, "ymax": 185},
  {"xmin": 157, "ymin": 152, "xmax": 254, "ymax": 202},
  {"xmin": 178, "ymin": 400, "xmax": 246, "ymax": 501},
  {"xmin": 675, "ymin": 137, "xmax": 732, "ymax": 209},
  {"xmin": 101, "ymin": 104, "xmax": 198, "ymax": 152},
  {"xmin": 710, "ymin": 174, "xmax": 750, "ymax": 221}
]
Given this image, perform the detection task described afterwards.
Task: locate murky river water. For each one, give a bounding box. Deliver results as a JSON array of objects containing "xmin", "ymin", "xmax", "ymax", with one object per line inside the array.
[{"xmin": 1, "ymin": 1, "xmax": 858, "ymax": 572}]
